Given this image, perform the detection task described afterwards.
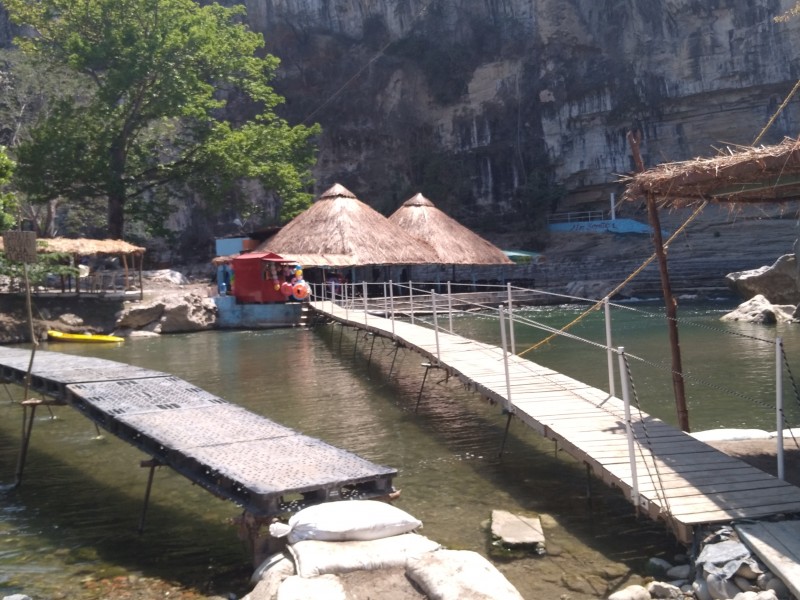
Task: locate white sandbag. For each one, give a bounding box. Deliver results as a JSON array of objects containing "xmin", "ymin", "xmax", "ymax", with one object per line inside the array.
[
  {"xmin": 269, "ymin": 500, "xmax": 421, "ymax": 544},
  {"xmin": 690, "ymin": 429, "xmax": 771, "ymax": 442},
  {"xmin": 406, "ymin": 549, "xmax": 524, "ymax": 600},
  {"xmin": 288, "ymin": 532, "xmax": 440, "ymax": 578},
  {"xmin": 276, "ymin": 574, "xmax": 346, "ymax": 600}
]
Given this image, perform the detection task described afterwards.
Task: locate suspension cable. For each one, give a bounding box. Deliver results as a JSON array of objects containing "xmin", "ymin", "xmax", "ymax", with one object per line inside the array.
[{"xmin": 518, "ymin": 200, "xmax": 709, "ymax": 356}]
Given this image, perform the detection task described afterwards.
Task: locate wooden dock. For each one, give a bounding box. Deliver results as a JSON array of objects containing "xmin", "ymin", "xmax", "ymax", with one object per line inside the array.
[
  {"xmin": 309, "ymin": 299, "xmax": 800, "ymax": 544},
  {"xmin": 0, "ymin": 346, "xmax": 396, "ymax": 518}
]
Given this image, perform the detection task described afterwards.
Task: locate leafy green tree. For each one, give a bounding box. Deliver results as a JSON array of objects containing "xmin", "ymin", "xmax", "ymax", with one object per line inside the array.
[
  {"xmin": 0, "ymin": 146, "xmax": 17, "ymax": 231},
  {"xmin": 5, "ymin": 0, "xmax": 319, "ymax": 240}
]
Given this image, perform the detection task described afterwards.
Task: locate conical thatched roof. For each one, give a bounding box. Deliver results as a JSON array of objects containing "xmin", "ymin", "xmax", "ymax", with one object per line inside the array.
[
  {"xmin": 389, "ymin": 193, "xmax": 512, "ymax": 265},
  {"xmin": 257, "ymin": 184, "xmax": 439, "ymax": 266}
]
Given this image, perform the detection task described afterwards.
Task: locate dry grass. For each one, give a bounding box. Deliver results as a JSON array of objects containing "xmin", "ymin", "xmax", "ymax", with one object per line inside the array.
[
  {"xmin": 0, "ymin": 236, "xmax": 145, "ymax": 256},
  {"xmin": 389, "ymin": 193, "xmax": 512, "ymax": 265},
  {"xmin": 257, "ymin": 183, "xmax": 440, "ymax": 266},
  {"xmin": 623, "ymin": 137, "xmax": 800, "ymax": 206}
]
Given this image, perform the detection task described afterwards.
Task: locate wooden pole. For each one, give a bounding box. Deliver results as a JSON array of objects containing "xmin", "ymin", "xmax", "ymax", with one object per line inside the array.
[
  {"xmin": 628, "ymin": 131, "xmax": 689, "ymax": 431},
  {"xmin": 646, "ymin": 193, "xmax": 689, "ymax": 431}
]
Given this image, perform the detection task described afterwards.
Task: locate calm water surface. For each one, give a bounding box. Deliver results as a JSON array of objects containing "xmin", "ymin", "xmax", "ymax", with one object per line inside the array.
[{"xmin": 1, "ymin": 299, "xmax": 799, "ymax": 599}]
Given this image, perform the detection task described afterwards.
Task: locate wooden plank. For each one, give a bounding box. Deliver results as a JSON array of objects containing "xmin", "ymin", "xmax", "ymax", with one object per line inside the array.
[{"xmin": 736, "ymin": 521, "xmax": 800, "ymax": 599}]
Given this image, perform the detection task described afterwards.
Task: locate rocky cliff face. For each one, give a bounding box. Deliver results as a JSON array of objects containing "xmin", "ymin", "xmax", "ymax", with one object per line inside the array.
[{"xmin": 242, "ymin": 0, "xmax": 800, "ymax": 242}]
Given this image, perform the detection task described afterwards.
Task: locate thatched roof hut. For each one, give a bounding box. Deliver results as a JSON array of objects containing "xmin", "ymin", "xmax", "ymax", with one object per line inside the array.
[
  {"xmin": 623, "ymin": 137, "xmax": 800, "ymax": 207},
  {"xmin": 0, "ymin": 236, "xmax": 145, "ymax": 256},
  {"xmin": 257, "ymin": 184, "xmax": 439, "ymax": 266},
  {"xmin": 389, "ymin": 193, "xmax": 512, "ymax": 265}
]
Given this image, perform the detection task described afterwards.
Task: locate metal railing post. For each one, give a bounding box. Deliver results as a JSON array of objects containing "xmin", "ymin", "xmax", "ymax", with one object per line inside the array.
[
  {"xmin": 383, "ymin": 281, "xmax": 388, "ymax": 317},
  {"xmin": 499, "ymin": 306, "xmax": 513, "ymax": 414},
  {"xmin": 362, "ymin": 281, "xmax": 368, "ymax": 324},
  {"xmin": 431, "ymin": 289, "xmax": 440, "ymax": 362},
  {"xmin": 409, "ymin": 280, "xmax": 414, "ymax": 325},
  {"xmin": 447, "ymin": 281, "xmax": 453, "ymax": 333},
  {"xmin": 389, "ymin": 280, "xmax": 395, "ymax": 334},
  {"xmin": 616, "ymin": 347, "xmax": 639, "ymax": 510},
  {"xmin": 604, "ymin": 297, "xmax": 616, "ymax": 398},
  {"xmin": 506, "ymin": 282, "xmax": 516, "ymax": 355},
  {"xmin": 344, "ymin": 282, "xmax": 349, "ymax": 320},
  {"xmin": 777, "ymin": 337, "xmax": 785, "ymax": 481}
]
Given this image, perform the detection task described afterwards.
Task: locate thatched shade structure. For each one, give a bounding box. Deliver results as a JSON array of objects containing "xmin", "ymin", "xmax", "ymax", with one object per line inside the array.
[
  {"xmin": 0, "ymin": 236, "xmax": 146, "ymax": 297},
  {"xmin": 389, "ymin": 193, "xmax": 512, "ymax": 265},
  {"xmin": 257, "ymin": 184, "xmax": 439, "ymax": 266},
  {"xmin": 623, "ymin": 137, "xmax": 800, "ymax": 207}
]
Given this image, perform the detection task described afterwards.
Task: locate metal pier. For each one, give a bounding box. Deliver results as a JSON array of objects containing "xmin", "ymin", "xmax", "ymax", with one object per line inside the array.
[{"xmin": 0, "ymin": 346, "xmax": 396, "ymax": 521}]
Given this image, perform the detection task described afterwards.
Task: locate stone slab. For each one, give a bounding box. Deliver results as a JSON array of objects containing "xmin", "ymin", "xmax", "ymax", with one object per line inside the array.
[{"xmin": 490, "ymin": 510, "xmax": 545, "ymax": 546}]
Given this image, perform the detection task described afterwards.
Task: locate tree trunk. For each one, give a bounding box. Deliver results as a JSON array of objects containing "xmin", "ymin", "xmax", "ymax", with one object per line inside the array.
[
  {"xmin": 107, "ymin": 142, "xmax": 127, "ymax": 239},
  {"xmin": 107, "ymin": 193, "xmax": 125, "ymax": 240}
]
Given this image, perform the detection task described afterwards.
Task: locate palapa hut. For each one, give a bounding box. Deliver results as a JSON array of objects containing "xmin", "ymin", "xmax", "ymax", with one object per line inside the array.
[
  {"xmin": 622, "ymin": 136, "xmax": 800, "ymax": 432},
  {"xmin": 0, "ymin": 236, "xmax": 146, "ymax": 298},
  {"xmin": 257, "ymin": 184, "xmax": 439, "ymax": 283},
  {"xmin": 388, "ymin": 193, "xmax": 512, "ymax": 265}
]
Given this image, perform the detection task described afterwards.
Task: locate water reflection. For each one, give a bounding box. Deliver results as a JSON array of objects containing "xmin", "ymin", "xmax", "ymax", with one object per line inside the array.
[{"xmin": 1, "ymin": 302, "xmax": 798, "ymax": 598}]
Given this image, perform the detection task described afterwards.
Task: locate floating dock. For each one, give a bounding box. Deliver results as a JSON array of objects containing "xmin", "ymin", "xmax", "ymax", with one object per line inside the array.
[{"xmin": 0, "ymin": 346, "xmax": 396, "ymax": 517}]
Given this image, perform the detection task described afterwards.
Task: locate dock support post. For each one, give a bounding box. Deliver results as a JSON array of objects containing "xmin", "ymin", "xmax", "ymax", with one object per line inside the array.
[
  {"xmin": 416, "ymin": 363, "xmax": 432, "ymax": 413},
  {"xmin": 498, "ymin": 411, "xmax": 513, "ymax": 458},
  {"xmin": 431, "ymin": 290, "xmax": 440, "ymax": 363},
  {"xmin": 499, "ymin": 307, "xmax": 513, "ymax": 414},
  {"xmin": 338, "ymin": 322, "xmax": 345, "ymax": 350},
  {"xmin": 389, "ymin": 344, "xmax": 399, "ymax": 377},
  {"xmin": 776, "ymin": 337, "xmax": 785, "ymax": 481},
  {"xmin": 138, "ymin": 458, "xmax": 160, "ymax": 533},
  {"xmin": 585, "ymin": 463, "xmax": 593, "ymax": 508},
  {"xmin": 617, "ymin": 347, "xmax": 639, "ymax": 513},
  {"xmin": 604, "ymin": 297, "xmax": 616, "ymax": 399},
  {"xmin": 14, "ymin": 401, "xmax": 38, "ymax": 487},
  {"xmin": 367, "ymin": 333, "xmax": 376, "ymax": 366}
]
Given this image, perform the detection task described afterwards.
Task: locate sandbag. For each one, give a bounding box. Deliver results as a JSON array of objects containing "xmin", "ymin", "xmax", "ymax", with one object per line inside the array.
[
  {"xmin": 406, "ymin": 549, "xmax": 524, "ymax": 600},
  {"xmin": 269, "ymin": 500, "xmax": 421, "ymax": 544},
  {"xmin": 288, "ymin": 533, "xmax": 440, "ymax": 578},
  {"xmin": 276, "ymin": 574, "xmax": 346, "ymax": 600}
]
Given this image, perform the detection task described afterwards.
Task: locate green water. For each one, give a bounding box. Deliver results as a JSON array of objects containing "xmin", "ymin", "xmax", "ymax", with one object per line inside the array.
[{"xmin": 1, "ymin": 300, "xmax": 798, "ymax": 599}]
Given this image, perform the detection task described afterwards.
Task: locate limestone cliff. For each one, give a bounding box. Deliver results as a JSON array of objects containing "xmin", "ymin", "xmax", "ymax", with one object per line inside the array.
[{"xmin": 240, "ymin": 0, "xmax": 800, "ymax": 244}]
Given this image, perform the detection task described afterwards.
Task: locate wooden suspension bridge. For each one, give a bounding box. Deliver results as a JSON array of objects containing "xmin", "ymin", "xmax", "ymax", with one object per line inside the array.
[{"xmin": 307, "ymin": 287, "xmax": 800, "ymax": 548}]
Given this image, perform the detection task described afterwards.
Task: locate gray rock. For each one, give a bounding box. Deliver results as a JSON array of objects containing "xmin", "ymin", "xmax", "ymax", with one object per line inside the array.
[
  {"xmin": 666, "ymin": 564, "xmax": 691, "ymax": 580},
  {"xmin": 159, "ymin": 294, "xmax": 217, "ymax": 333},
  {"xmin": 116, "ymin": 301, "xmax": 166, "ymax": 329},
  {"xmin": 693, "ymin": 577, "xmax": 713, "ymax": 600},
  {"xmin": 726, "ymin": 254, "xmax": 800, "ymax": 304},
  {"xmin": 646, "ymin": 557, "xmax": 673, "ymax": 578},
  {"xmin": 646, "ymin": 580, "xmax": 682, "ymax": 599},
  {"xmin": 765, "ymin": 576, "xmax": 790, "ymax": 598},
  {"xmin": 608, "ymin": 584, "xmax": 651, "ymax": 600},
  {"xmin": 720, "ymin": 294, "xmax": 796, "ymax": 324},
  {"xmin": 707, "ymin": 572, "xmax": 745, "ymax": 600},
  {"xmin": 490, "ymin": 510, "xmax": 545, "ymax": 546}
]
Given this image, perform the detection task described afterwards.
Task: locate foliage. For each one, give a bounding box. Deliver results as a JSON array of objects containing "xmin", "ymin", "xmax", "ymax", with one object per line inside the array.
[
  {"xmin": 4, "ymin": 0, "xmax": 319, "ymax": 239},
  {"xmin": 0, "ymin": 146, "xmax": 17, "ymax": 231},
  {"xmin": 0, "ymin": 250, "xmax": 78, "ymax": 287}
]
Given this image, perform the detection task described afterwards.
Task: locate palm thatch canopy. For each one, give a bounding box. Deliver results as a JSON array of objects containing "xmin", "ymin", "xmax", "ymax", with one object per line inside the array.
[
  {"xmin": 389, "ymin": 193, "xmax": 512, "ymax": 265},
  {"xmin": 257, "ymin": 184, "xmax": 439, "ymax": 266},
  {"xmin": 0, "ymin": 236, "xmax": 145, "ymax": 256},
  {"xmin": 623, "ymin": 137, "xmax": 800, "ymax": 207}
]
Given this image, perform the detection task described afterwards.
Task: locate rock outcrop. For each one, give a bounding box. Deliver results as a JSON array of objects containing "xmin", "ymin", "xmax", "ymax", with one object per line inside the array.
[
  {"xmin": 115, "ymin": 293, "xmax": 217, "ymax": 335},
  {"xmin": 720, "ymin": 294, "xmax": 796, "ymax": 324},
  {"xmin": 726, "ymin": 254, "xmax": 800, "ymax": 304}
]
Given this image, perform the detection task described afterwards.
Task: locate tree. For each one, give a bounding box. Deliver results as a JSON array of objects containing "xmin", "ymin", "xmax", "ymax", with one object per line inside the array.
[
  {"xmin": 4, "ymin": 0, "xmax": 319, "ymax": 240},
  {"xmin": 0, "ymin": 146, "xmax": 17, "ymax": 231}
]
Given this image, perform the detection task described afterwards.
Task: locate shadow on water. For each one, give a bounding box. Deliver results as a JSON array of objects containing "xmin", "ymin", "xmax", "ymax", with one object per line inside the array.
[{"xmin": 0, "ymin": 404, "xmax": 252, "ymax": 598}]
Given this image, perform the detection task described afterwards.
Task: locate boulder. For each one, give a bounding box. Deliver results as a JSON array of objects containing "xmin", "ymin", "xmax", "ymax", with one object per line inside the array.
[
  {"xmin": 608, "ymin": 584, "xmax": 651, "ymax": 600},
  {"xmin": 646, "ymin": 580, "xmax": 682, "ymax": 599},
  {"xmin": 720, "ymin": 295, "xmax": 796, "ymax": 324},
  {"xmin": 116, "ymin": 301, "xmax": 167, "ymax": 329},
  {"xmin": 726, "ymin": 254, "xmax": 800, "ymax": 304},
  {"xmin": 159, "ymin": 294, "xmax": 217, "ymax": 333}
]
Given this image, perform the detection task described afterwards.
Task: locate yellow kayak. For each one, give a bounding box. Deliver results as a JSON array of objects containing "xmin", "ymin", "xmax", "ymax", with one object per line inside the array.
[{"xmin": 47, "ymin": 330, "xmax": 124, "ymax": 343}]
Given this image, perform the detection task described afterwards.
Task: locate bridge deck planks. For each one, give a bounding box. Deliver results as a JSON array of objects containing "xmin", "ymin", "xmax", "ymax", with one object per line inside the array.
[{"xmin": 310, "ymin": 300, "xmax": 800, "ymax": 543}]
